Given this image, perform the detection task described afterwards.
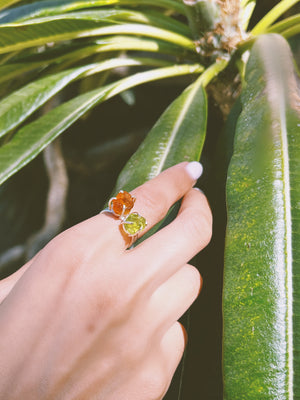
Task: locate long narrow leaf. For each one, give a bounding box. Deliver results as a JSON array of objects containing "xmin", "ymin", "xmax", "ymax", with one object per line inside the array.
[
  {"xmin": 112, "ymin": 75, "xmax": 207, "ymax": 194},
  {"xmin": 0, "ymin": 0, "xmax": 21, "ymax": 12},
  {"xmin": 0, "ymin": 57, "xmax": 169, "ymax": 139},
  {"xmin": 4, "ymin": 9, "xmax": 190, "ymax": 37},
  {"xmin": 0, "ymin": 63, "xmax": 203, "ymax": 185},
  {"xmin": 267, "ymin": 14, "xmax": 300, "ymax": 34},
  {"xmin": 223, "ymin": 34, "xmax": 300, "ymax": 399},
  {"xmin": 251, "ymin": 0, "xmax": 300, "ymax": 35},
  {"xmin": 0, "ymin": 36, "xmax": 187, "ymax": 84},
  {"xmin": 0, "ymin": 19, "xmax": 195, "ymax": 55},
  {"xmin": 0, "ymin": 0, "xmax": 185, "ymax": 24}
]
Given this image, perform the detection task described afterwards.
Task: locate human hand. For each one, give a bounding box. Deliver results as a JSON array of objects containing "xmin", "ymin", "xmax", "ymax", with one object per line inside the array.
[{"xmin": 0, "ymin": 162, "xmax": 212, "ymax": 400}]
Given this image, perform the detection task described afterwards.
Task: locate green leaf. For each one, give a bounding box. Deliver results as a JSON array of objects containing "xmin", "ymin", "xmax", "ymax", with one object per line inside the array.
[
  {"xmin": 0, "ymin": 16, "xmax": 195, "ymax": 55},
  {"xmin": 0, "ymin": 64, "xmax": 94, "ymax": 139},
  {"xmin": 0, "ymin": 57, "xmax": 168, "ymax": 139},
  {"xmin": 223, "ymin": 34, "xmax": 300, "ymax": 399},
  {"xmin": 0, "ymin": 7, "xmax": 191, "ymax": 37},
  {"xmin": 251, "ymin": 0, "xmax": 300, "ymax": 35},
  {"xmin": 0, "ymin": 63, "xmax": 203, "ymax": 185},
  {"xmin": 0, "ymin": 36, "xmax": 186, "ymax": 84},
  {"xmin": 267, "ymin": 14, "xmax": 300, "ymax": 35},
  {"xmin": 0, "ymin": 0, "xmax": 22, "ymax": 12},
  {"xmin": 112, "ymin": 75, "xmax": 207, "ymax": 193},
  {"xmin": 0, "ymin": 0, "xmax": 185, "ymax": 24},
  {"xmin": 240, "ymin": 0, "xmax": 256, "ymax": 30}
]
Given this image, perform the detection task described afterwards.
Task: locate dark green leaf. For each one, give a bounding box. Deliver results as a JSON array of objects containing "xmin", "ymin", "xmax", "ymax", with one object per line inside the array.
[
  {"xmin": 0, "ymin": 57, "xmax": 167, "ymax": 139},
  {"xmin": 0, "ymin": 0, "xmax": 185, "ymax": 24},
  {"xmin": 0, "ymin": 15, "xmax": 195, "ymax": 55},
  {"xmin": 0, "ymin": 64, "xmax": 99, "ymax": 139},
  {"xmin": 0, "ymin": 63, "xmax": 203, "ymax": 185},
  {"xmin": 1, "ymin": 36, "xmax": 186, "ymax": 84},
  {"xmin": 0, "ymin": 0, "xmax": 22, "ymax": 12},
  {"xmin": 223, "ymin": 34, "xmax": 300, "ymax": 399},
  {"xmin": 113, "ymin": 76, "xmax": 207, "ymax": 193}
]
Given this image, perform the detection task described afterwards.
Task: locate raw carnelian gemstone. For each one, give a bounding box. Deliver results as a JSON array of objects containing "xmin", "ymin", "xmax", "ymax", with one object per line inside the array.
[
  {"xmin": 110, "ymin": 191, "xmax": 135, "ymax": 217},
  {"xmin": 116, "ymin": 191, "xmax": 135, "ymax": 209}
]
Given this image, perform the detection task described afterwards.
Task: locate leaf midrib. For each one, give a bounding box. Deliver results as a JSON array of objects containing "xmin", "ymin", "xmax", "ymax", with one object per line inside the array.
[
  {"xmin": 263, "ymin": 38, "xmax": 294, "ymax": 398},
  {"xmin": 153, "ymin": 78, "xmax": 203, "ymax": 177}
]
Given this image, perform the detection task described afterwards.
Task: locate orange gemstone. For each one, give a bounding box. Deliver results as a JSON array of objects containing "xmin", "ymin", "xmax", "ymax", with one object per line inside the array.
[
  {"xmin": 109, "ymin": 191, "xmax": 135, "ymax": 217},
  {"xmin": 116, "ymin": 191, "xmax": 135, "ymax": 209}
]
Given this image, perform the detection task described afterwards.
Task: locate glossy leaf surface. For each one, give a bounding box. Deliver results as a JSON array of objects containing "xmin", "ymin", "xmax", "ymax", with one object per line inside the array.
[
  {"xmin": 0, "ymin": 14, "xmax": 194, "ymax": 55},
  {"xmin": 0, "ymin": 0, "xmax": 21, "ymax": 12},
  {"xmin": 0, "ymin": 63, "xmax": 108, "ymax": 139},
  {"xmin": 0, "ymin": 63, "xmax": 203, "ymax": 185},
  {"xmin": 0, "ymin": 0, "xmax": 185, "ymax": 23},
  {"xmin": 0, "ymin": 57, "xmax": 170, "ymax": 139},
  {"xmin": 112, "ymin": 75, "xmax": 207, "ymax": 194},
  {"xmin": 0, "ymin": 36, "xmax": 184, "ymax": 84},
  {"xmin": 223, "ymin": 34, "xmax": 300, "ymax": 399}
]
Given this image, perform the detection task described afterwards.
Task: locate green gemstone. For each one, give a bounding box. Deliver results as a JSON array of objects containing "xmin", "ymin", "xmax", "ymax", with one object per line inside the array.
[{"xmin": 122, "ymin": 212, "xmax": 147, "ymax": 236}]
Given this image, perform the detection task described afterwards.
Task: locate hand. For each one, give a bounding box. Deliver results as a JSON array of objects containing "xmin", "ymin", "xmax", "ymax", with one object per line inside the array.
[{"xmin": 0, "ymin": 162, "xmax": 212, "ymax": 400}]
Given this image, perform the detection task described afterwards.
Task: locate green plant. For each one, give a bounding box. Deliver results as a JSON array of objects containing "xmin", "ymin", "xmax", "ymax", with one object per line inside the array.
[{"xmin": 0, "ymin": 0, "xmax": 299, "ymax": 398}]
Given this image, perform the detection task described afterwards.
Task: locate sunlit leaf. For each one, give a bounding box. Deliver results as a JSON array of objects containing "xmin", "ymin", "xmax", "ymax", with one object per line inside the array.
[
  {"xmin": 0, "ymin": 16, "xmax": 195, "ymax": 55},
  {"xmin": 0, "ymin": 0, "xmax": 185, "ymax": 24},
  {"xmin": 224, "ymin": 34, "xmax": 300, "ymax": 399},
  {"xmin": 0, "ymin": 57, "xmax": 170, "ymax": 139},
  {"xmin": 112, "ymin": 75, "xmax": 207, "ymax": 193},
  {"xmin": 0, "ymin": 63, "xmax": 203, "ymax": 185}
]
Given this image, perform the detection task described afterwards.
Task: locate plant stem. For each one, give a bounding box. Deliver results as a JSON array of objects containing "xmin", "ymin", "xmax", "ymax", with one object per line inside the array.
[
  {"xmin": 197, "ymin": 57, "xmax": 229, "ymax": 87},
  {"xmin": 183, "ymin": 0, "xmax": 221, "ymax": 39},
  {"xmin": 251, "ymin": 0, "xmax": 300, "ymax": 35}
]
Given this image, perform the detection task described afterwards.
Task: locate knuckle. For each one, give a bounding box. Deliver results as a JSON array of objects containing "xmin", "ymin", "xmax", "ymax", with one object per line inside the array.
[
  {"xmin": 138, "ymin": 366, "xmax": 169, "ymax": 400},
  {"xmin": 140, "ymin": 188, "xmax": 168, "ymax": 221},
  {"xmin": 201, "ymin": 211, "xmax": 213, "ymax": 246},
  {"xmin": 185, "ymin": 265, "xmax": 201, "ymax": 297},
  {"xmin": 185, "ymin": 208, "xmax": 212, "ymax": 246}
]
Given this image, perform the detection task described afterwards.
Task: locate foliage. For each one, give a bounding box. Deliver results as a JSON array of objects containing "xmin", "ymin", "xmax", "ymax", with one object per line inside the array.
[{"xmin": 0, "ymin": 0, "xmax": 300, "ymax": 398}]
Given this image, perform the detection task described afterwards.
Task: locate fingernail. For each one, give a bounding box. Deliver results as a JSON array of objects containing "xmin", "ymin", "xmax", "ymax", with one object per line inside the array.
[{"xmin": 186, "ymin": 161, "xmax": 203, "ymax": 180}]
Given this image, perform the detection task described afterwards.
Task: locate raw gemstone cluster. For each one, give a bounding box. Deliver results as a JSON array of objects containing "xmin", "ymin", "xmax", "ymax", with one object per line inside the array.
[
  {"xmin": 109, "ymin": 190, "xmax": 135, "ymax": 217},
  {"xmin": 122, "ymin": 212, "xmax": 147, "ymax": 236},
  {"xmin": 108, "ymin": 190, "xmax": 147, "ymax": 236}
]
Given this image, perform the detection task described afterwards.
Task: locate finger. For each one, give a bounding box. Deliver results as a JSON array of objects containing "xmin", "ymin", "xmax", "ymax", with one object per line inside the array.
[
  {"xmin": 67, "ymin": 162, "xmax": 203, "ymax": 252},
  {"xmin": 130, "ymin": 161, "xmax": 203, "ymax": 237},
  {"xmin": 160, "ymin": 322, "xmax": 187, "ymax": 382},
  {"xmin": 0, "ymin": 257, "xmax": 36, "ymax": 303},
  {"xmin": 129, "ymin": 188, "xmax": 212, "ymax": 287},
  {"xmin": 148, "ymin": 264, "xmax": 202, "ymax": 332}
]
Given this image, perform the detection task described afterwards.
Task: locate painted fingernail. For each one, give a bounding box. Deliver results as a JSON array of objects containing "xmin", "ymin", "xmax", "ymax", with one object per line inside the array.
[{"xmin": 186, "ymin": 161, "xmax": 203, "ymax": 180}]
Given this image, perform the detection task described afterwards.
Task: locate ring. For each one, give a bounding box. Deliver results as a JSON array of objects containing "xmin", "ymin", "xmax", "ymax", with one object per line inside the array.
[{"xmin": 102, "ymin": 190, "xmax": 147, "ymax": 239}]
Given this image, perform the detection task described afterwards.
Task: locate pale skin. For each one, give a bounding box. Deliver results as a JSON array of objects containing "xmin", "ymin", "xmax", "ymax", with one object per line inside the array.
[{"xmin": 0, "ymin": 162, "xmax": 212, "ymax": 400}]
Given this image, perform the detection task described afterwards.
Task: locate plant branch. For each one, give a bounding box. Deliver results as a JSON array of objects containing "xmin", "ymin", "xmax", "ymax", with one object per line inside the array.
[
  {"xmin": 0, "ymin": 138, "xmax": 68, "ymax": 271},
  {"xmin": 26, "ymin": 138, "xmax": 68, "ymax": 260},
  {"xmin": 197, "ymin": 57, "xmax": 229, "ymax": 87}
]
